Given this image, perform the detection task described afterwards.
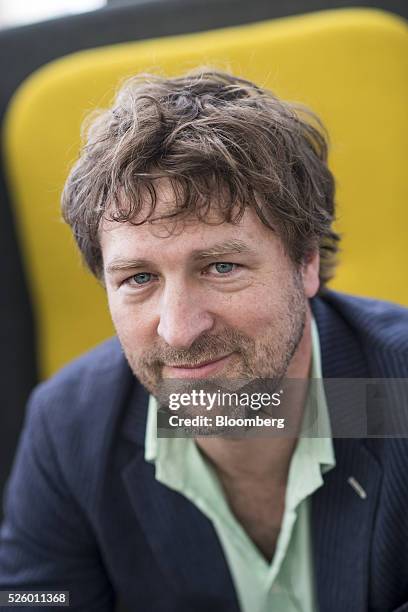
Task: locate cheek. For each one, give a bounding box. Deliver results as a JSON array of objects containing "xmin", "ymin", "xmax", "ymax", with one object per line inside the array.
[
  {"xmin": 242, "ymin": 305, "xmax": 279, "ymax": 337},
  {"xmin": 107, "ymin": 295, "xmax": 154, "ymax": 352},
  {"xmin": 223, "ymin": 286, "xmax": 280, "ymax": 336}
]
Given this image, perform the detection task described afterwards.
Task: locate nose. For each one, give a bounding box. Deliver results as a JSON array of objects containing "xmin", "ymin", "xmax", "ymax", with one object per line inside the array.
[{"xmin": 157, "ymin": 282, "xmax": 215, "ymax": 349}]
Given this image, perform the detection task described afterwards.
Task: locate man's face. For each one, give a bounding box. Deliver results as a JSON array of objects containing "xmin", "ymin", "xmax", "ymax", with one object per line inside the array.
[{"xmin": 101, "ymin": 182, "xmax": 319, "ymax": 397}]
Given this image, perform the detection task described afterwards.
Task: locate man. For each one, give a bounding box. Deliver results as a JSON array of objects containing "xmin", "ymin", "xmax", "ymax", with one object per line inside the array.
[{"xmin": 0, "ymin": 70, "xmax": 407, "ymax": 612}]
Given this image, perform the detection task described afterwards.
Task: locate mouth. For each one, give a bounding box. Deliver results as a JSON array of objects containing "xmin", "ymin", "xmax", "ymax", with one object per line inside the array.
[{"xmin": 162, "ymin": 353, "xmax": 233, "ymax": 379}]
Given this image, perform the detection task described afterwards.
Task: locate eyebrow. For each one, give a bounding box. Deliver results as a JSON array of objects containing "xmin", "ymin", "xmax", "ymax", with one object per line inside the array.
[
  {"xmin": 191, "ymin": 239, "xmax": 253, "ymax": 260},
  {"xmin": 105, "ymin": 239, "xmax": 253, "ymax": 275},
  {"xmin": 105, "ymin": 258, "xmax": 154, "ymax": 275}
]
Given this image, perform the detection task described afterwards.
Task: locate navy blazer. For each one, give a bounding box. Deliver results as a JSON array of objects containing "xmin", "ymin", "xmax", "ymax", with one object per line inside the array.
[{"xmin": 0, "ymin": 290, "xmax": 408, "ymax": 612}]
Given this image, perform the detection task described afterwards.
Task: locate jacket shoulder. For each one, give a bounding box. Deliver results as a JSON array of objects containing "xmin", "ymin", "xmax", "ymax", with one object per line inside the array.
[
  {"xmin": 30, "ymin": 336, "xmax": 130, "ymax": 414},
  {"xmin": 24, "ymin": 337, "xmax": 134, "ymax": 505},
  {"xmin": 316, "ymin": 290, "xmax": 408, "ymax": 355},
  {"xmin": 34, "ymin": 336, "xmax": 124, "ymax": 392}
]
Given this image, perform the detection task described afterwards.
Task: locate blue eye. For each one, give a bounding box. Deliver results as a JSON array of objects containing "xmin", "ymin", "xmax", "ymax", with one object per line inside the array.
[
  {"xmin": 133, "ymin": 272, "xmax": 153, "ymax": 284},
  {"xmin": 214, "ymin": 262, "xmax": 235, "ymax": 274}
]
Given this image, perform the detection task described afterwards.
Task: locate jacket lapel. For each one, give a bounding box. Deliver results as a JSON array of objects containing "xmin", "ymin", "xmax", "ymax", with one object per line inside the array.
[
  {"xmin": 120, "ymin": 382, "xmax": 240, "ymax": 611},
  {"xmin": 312, "ymin": 439, "xmax": 382, "ymax": 611},
  {"xmin": 312, "ymin": 294, "xmax": 382, "ymax": 611}
]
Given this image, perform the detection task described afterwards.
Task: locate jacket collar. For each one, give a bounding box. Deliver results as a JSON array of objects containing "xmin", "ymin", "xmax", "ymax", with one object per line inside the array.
[{"xmin": 311, "ymin": 293, "xmax": 382, "ymax": 611}]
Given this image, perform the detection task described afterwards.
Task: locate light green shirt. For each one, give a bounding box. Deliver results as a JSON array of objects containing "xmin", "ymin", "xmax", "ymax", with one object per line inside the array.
[{"xmin": 145, "ymin": 318, "xmax": 335, "ymax": 612}]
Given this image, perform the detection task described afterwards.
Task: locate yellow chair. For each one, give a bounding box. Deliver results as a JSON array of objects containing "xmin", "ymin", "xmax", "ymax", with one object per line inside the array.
[{"xmin": 4, "ymin": 8, "xmax": 407, "ymax": 378}]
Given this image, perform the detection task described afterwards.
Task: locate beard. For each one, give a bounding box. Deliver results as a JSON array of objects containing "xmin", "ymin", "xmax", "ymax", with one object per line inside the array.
[{"xmin": 120, "ymin": 268, "xmax": 307, "ymax": 433}]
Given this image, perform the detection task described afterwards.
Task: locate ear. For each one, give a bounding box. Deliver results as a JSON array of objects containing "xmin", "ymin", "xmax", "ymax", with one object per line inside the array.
[{"xmin": 301, "ymin": 250, "xmax": 320, "ymax": 298}]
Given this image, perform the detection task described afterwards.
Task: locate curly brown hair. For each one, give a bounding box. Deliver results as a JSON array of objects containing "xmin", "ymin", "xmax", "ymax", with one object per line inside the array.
[{"xmin": 62, "ymin": 69, "xmax": 339, "ymax": 287}]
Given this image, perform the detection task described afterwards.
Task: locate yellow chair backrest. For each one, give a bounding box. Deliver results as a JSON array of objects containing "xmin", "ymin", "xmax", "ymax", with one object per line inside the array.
[{"xmin": 4, "ymin": 8, "xmax": 407, "ymax": 378}]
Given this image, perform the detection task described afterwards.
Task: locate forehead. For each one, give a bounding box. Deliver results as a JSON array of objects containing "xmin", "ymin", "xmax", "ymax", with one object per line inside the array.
[{"xmin": 99, "ymin": 178, "xmax": 281, "ymax": 262}]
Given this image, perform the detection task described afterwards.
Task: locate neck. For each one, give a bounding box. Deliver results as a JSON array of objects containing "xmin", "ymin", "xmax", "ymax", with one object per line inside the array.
[{"xmin": 195, "ymin": 307, "xmax": 313, "ymax": 485}]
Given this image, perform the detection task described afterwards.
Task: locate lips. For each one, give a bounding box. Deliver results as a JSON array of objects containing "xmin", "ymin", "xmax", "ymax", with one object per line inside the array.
[
  {"xmin": 163, "ymin": 353, "xmax": 233, "ymax": 379},
  {"xmin": 166, "ymin": 355, "xmax": 229, "ymax": 369}
]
